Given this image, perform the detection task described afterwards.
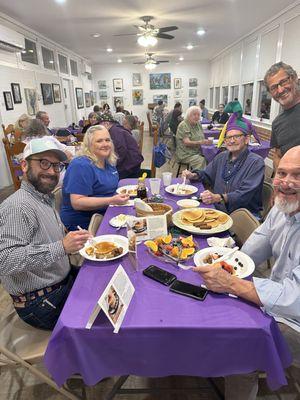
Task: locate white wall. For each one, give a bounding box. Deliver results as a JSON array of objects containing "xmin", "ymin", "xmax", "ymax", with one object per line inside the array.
[
  {"xmin": 0, "ymin": 14, "xmax": 93, "ymax": 188},
  {"xmin": 208, "ymin": 3, "xmax": 300, "ymax": 128},
  {"xmin": 92, "ymin": 61, "xmax": 210, "ymax": 123}
]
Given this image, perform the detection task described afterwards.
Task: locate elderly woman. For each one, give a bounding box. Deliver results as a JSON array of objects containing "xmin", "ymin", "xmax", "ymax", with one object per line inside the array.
[
  {"xmin": 175, "ymin": 106, "xmax": 212, "ymax": 170},
  {"xmin": 15, "ymin": 114, "xmax": 30, "ymax": 133},
  {"xmin": 182, "ymin": 101, "xmax": 264, "ymax": 217},
  {"xmin": 60, "ymin": 125, "xmax": 129, "ymax": 231},
  {"xmin": 81, "ymin": 112, "xmax": 99, "ymax": 134}
]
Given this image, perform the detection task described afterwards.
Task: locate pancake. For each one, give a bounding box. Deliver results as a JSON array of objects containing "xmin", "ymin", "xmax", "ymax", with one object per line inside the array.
[
  {"xmin": 182, "ymin": 209, "xmax": 204, "ymax": 222},
  {"xmin": 94, "ymin": 241, "xmax": 117, "ymax": 254}
]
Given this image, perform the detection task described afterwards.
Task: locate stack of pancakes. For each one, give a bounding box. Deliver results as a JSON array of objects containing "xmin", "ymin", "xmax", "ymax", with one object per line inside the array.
[
  {"xmin": 86, "ymin": 241, "xmax": 123, "ymax": 259},
  {"xmin": 180, "ymin": 209, "xmax": 229, "ymax": 229}
]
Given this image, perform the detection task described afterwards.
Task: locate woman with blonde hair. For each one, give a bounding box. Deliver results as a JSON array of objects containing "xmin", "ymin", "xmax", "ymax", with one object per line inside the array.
[
  {"xmin": 60, "ymin": 125, "xmax": 129, "ymax": 231},
  {"xmin": 15, "ymin": 114, "xmax": 30, "ymax": 133}
]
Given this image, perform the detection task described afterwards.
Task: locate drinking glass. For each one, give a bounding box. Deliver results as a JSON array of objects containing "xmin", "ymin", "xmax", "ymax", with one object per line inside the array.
[
  {"xmin": 162, "ymin": 172, "xmax": 172, "ymax": 187},
  {"xmin": 149, "ymin": 178, "xmax": 161, "ymax": 195}
]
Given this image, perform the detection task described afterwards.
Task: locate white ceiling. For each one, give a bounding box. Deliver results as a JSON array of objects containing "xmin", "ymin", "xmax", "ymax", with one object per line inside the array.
[{"xmin": 0, "ymin": 0, "xmax": 296, "ymax": 64}]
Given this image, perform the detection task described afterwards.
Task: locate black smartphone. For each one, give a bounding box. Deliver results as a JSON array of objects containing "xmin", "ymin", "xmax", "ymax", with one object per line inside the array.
[
  {"xmin": 169, "ymin": 280, "xmax": 208, "ymax": 301},
  {"xmin": 143, "ymin": 265, "xmax": 177, "ymax": 286}
]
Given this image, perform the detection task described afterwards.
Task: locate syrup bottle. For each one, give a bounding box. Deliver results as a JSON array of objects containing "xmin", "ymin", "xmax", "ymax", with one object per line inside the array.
[{"xmin": 137, "ymin": 174, "xmax": 147, "ymax": 200}]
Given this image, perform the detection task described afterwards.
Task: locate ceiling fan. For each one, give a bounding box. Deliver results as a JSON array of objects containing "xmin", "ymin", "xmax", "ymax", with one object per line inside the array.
[
  {"xmin": 114, "ymin": 16, "xmax": 178, "ymax": 47},
  {"xmin": 133, "ymin": 52, "xmax": 169, "ymax": 70}
]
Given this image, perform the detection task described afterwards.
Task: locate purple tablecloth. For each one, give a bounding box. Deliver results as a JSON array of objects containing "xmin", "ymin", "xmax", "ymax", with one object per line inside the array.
[
  {"xmin": 202, "ymin": 141, "xmax": 271, "ymax": 163},
  {"xmin": 44, "ymin": 178, "xmax": 291, "ymax": 390},
  {"xmin": 204, "ymin": 129, "xmax": 221, "ymax": 139}
]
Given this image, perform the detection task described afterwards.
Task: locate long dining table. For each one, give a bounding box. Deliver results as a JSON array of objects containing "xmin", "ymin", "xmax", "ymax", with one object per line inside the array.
[{"xmin": 44, "ymin": 178, "xmax": 291, "ymax": 390}]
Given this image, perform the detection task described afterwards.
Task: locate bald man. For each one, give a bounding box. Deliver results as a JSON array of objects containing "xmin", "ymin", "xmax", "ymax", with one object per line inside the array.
[{"xmin": 194, "ymin": 145, "xmax": 300, "ymax": 399}]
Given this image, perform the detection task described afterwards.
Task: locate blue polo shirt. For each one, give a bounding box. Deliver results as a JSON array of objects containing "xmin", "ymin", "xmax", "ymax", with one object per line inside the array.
[{"xmin": 61, "ymin": 156, "xmax": 119, "ymax": 231}]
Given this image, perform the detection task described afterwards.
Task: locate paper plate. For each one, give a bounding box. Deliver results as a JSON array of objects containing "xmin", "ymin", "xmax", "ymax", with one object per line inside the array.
[
  {"xmin": 165, "ymin": 184, "xmax": 198, "ymax": 197},
  {"xmin": 116, "ymin": 185, "xmax": 148, "ymax": 197},
  {"xmin": 80, "ymin": 234, "xmax": 128, "ymax": 261}
]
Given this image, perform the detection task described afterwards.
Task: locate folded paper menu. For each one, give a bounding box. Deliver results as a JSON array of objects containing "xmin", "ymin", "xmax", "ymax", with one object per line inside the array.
[{"xmin": 126, "ymin": 215, "xmax": 168, "ymax": 242}]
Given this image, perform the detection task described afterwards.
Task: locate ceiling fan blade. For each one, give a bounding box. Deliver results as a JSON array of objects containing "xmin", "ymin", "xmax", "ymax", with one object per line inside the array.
[
  {"xmin": 113, "ymin": 33, "xmax": 137, "ymax": 36},
  {"xmin": 157, "ymin": 60, "xmax": 169, "ymax": 64},
  {"xmin": 158, "ymin": 26, "xmax": 178, "ymax": 33},
  {"xmin": 133, "ymin": 62, "xmax": 147, "ymax": 64},
  {"xmin": 156, "ymin": 33, "xmax": 174, "ymax": 39}
]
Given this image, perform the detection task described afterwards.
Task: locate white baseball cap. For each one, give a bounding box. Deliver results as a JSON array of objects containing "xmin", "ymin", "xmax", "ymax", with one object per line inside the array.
[{"xmin": 23, "ymin": 138, "xmax": 67, "ymax": 161}]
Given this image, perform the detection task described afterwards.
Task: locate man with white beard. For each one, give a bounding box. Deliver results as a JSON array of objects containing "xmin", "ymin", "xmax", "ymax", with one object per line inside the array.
[{"xmin": 194, "ymin": 145, "xmax": 300, "ymax": 399}]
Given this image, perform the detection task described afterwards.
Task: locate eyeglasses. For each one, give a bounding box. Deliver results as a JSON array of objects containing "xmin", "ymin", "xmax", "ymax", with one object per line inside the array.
[
  {"xmin": 273, "ymin": 176, "xmax": 300, "ymax": 192},
  {"xmin": 29, "ymin": 158, "xmax": 65, "ymax": 172},
  {"xmin": 224, "ymin": 134, "xmax": 244, "ymax": 142},
  {"xmin": 269, "ymin": 76, "xmax": 291, "ymax": 94}
]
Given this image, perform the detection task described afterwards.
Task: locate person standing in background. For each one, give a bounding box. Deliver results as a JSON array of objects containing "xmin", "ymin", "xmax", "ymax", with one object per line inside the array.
[{"xmin": 199, "ymin": 99, "xmax": 209, "ymax": 120}]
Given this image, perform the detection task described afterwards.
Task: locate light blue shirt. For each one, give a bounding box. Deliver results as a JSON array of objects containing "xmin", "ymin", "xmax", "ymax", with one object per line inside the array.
[{"xmin": 242, "ymin": 206, "xmax": 300, "ymax": 333}]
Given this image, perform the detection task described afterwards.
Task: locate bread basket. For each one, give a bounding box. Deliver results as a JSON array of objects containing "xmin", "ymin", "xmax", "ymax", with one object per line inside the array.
[{"xmin": 135, "ymin": 203, "xmax": 173, "ymax": 226}]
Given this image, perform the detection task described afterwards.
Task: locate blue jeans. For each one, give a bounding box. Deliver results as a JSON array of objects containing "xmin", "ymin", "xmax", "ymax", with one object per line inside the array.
[{"xmin": 15, "ymin": 274, "xmax": 74, "ymax": 330}]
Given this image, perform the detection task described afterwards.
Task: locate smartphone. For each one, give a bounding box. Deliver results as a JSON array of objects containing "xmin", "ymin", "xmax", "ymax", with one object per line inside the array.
[
  {"xmin": 169, "ymin": 280, "xmax": 208, "ymax": 301},
  {"xmin": 143, "ymin": 265, "xmax": 177, "ymax": 286}
]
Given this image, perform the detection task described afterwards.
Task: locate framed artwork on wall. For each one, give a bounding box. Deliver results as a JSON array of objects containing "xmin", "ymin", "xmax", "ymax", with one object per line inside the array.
[
  {"xmin": 75, "ymin": 87, "xmax": 84, "ymax": 109},
  {"xmin": 189, "ymin": 78, "xmax": 198, "ymax": 87},
  {"xmin": 3, "ymin": 91, "xmax": 14, "ymax": 110},
  {"xmin": 113, "ymin": 96, "xmax": 124, "ymax": 108},
  {"xmin": 24, "ymin": 88, "xmax": 38, "ymax": 115},
  {"xmin": 189, "ymin": 89, "xmax": 197, "ymax": 98},
  {"xmin": 174, "ymin": 90, "xmax": 183, "ymax": 98},
  {"xmin": 11, "ymin": 83, "xmax": 22, "ymax": 103},
  {"xmin": 98, "ymin": 80, "xmax": 106, "ymax": 89},
  {"xmin": 85, "ymin": 92, "xmax": 91, "ymax": 107},
  {"xmin": 132, "ymin": 73, "xmax": 142, "ymax": 86},
  {"xmin": 41, "ymin": 83, "xmax": 54, "ymax": 105},
  {"xmin": 174, "ymin": 78, "xmax": 182, "ymax": 89},
  {"xmin": 189, "ymin": 99, "xmax": 197, "ymax": 106},
  {"xmin": 52, "ymin": 83, "xmax": 62, "ymax": 103},
  {"xmin": 99, "ymin": 91, "xmax": 108, "ymax": 99},
  {"xmin": 90, "ymin": 90, "xmax": 95, "ymax": 106},
  {"xmin": 150, "ymin": 73, "xmax": 171, "ymax": 90},
  {"xmin": 153, "ymin": 94, "xmax": 168, "ymax": 104},
  {"xmin": 113, "ymin": 79, "xmax": 123, "ymax": 92},
  {"xmin": 132, "ymin": 89, "xmax": 143, "ymax": 105}
]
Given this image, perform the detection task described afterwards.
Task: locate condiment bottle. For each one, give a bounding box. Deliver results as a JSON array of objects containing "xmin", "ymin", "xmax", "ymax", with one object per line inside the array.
[{"xmin": 137, "ymin": 175, "xmax": 147, "ymax": 200}]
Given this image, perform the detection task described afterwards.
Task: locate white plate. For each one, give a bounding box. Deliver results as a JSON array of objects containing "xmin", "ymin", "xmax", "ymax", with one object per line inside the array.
[
  {"xmin": 213, "ymin": 139, "xmax": 219, "ymax": 145},
  {"xmin": 193, "ymin": 246, "xmax": 255, "ymax": 278},
  {"xmin": 172, "ymin": 208, "xmax": 233, "ymax": 235},
  {"xmin": 116, "ymin": 185, "xmax": 148, "ymax": 197},
  {"xmin": 165, "ymin": 184, "xmax": 198, "ymax": 197},
  {"xmin": 109, "ymin": 214, "xmax": 130, "ymax": 228},
  {"xmin": 79, "ymin": 234, "xmax": 128, "ymax": 261},
  {"xmin": 249, "ymin": 142, "xmax": 261, "ymax": 147}
]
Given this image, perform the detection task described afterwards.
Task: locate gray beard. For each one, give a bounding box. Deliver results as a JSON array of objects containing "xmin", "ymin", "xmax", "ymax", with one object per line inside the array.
[{"xmin": 275, "ymin": 196, "xmax": 299, "ymax": 215}]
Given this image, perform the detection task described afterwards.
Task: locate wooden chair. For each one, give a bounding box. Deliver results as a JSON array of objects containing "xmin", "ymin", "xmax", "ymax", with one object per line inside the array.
[
  {"xmin": 2, "ymin": 138, "xmax": 26, "ymax": 190},
  {"xmin": 146, "ymin": 111, "xmax": 153, "ymax": 137},
  {"xmin": 0, "ymin": 305, "xmax": 82, "ymax": 399},
  {"xmin": 2, "ymin": 123, "xmax": 15, "ymax": 141},
  {"xmin": 150, "ymin": 124, "xmax": 159, "ymax": 178},
  {"xmin": 138, "ymin": 121, "xmax": 144, "ymax": 152}
]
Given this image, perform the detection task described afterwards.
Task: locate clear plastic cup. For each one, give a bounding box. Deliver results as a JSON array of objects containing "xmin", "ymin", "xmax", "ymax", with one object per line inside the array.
[
  {"xmin": 149, "ymin": 178, "xmax": 161, "ymax": 195},
  {"xmin": 162, "ymin": 172, "xmax": 172, "ymax": 187}
]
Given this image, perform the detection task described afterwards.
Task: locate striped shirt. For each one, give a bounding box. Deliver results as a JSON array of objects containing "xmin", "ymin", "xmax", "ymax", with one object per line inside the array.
[{"xmin": 0, "ymin": 181, "xmax": 70, "ymax": 295}]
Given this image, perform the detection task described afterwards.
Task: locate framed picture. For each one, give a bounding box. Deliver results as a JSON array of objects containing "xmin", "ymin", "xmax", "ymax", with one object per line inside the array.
[
  {"xmin": 85, "ymin": 92, "xmax": 91, "ymax": 107},
  {"xmin": 75, "ymin": 87, "xmax": 84, "ymax": 109},
  {"xmin": 99, "ymin": 91, "xmax": 108, "ymax": 100},
  {"xmin": 132, "ymin": 89, "xmax": 143, "ymax": 105},
  {"xmin": 24, "ymin": 88, "xmax": 38, "ymax": 115},
  {"xmin": 113, "ymin": 96, "xmax": 123, "ymax": 108},
  {"xmin": 113, "ymin": 79, "xmax": 123, "ymax": 92},
  {"xmin": 174, "ymin": 78, "xmax": 182, "ymax": 89},
  {"xmin": 3, "ymin": 91, "xmax": 14, "ymax": 110},
  {"xmin": 52, "ymin": 83, "xmax": 61, "ymax": 103},
  {"xmin": 174, "ymin": 90, "xmax": 183, "ymax": 98},
  {"xmin": 189, "ymin": 78, "xmax": 198, "ymax": 87},
  {"xmin": 153, "ymin": 94, "xmax": 168, "ymax": 104},
  {"xmin": 11, "ymin": 83, "xmax": 22, "ymax": 104},
  {"xmin": 189, "ymin": 89, "xmax": 197, "ymax": 98},
  {"xmin": 150, "ymin": 73, "xmax": 171, "ymax": 90},
  {"xmin": 98, "ymin": 80, "xmax": 106, "ymax": 89},
  {"xmin": 189, "ymin": 99, "xmax": 197, "ymax": 107},
  {"xmin": 90, "ymin": 90, "xmax": 95, "ymax": 106},
  {"xmin": 41, "ymin": 83, "xmax": 54, "ymax": 105},
  {"xmin": 132, "ymin": 73, "xmax": 142, "ymax": 86}
]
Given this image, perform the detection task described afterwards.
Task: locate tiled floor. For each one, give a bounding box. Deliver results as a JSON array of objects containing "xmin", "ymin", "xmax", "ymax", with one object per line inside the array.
[{"xmin": 0, "ymin": 131, "xmax": 299, "ymax": 399}]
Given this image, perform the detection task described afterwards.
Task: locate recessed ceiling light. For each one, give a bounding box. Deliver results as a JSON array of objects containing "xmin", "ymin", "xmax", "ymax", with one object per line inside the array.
[
  {"xmin": 49, "ymin": 60, "xmax": 54, "ymax": 64},
  {"xmin": 106, "ymin": 48, "xmax": 113, "ymax": 52},
  {"xmin": 179, "ymin": 56, "xmax": 184, "ymax": 61},
  {"xmin": 197, "ymin": 28, "xmax": 206, "ymax": 36},
  {"xmin": 186, "ymin": 44, "xmax": 194, "ymax": 50},
  {"xmin": 55, "ymin": 0, "xmax": 66, "ymax": 4},
  {"xmin": 91, "ymin": 33, "xmax": 101, "ymax": 38},
  {"xmin": 117, "ymin": 58, "xmax": 122, "ymax": 63}
]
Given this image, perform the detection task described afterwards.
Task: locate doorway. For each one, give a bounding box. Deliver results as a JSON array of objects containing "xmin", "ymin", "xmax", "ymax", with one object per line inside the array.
[{"xmin": 62, "ymin": 78, "xmax": 75, "ymax": 126}]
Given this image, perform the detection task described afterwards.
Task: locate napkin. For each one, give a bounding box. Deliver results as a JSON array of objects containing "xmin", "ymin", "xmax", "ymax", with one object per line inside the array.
[
  {"xmin": 109, "ymin": 200, "xmax": 134, "ymax": 207},
  {"xmin": 207, "ymin": 237, "xmax": 235, "ymax": 248},
  {"xmin": 134, "ymin": 198, "xmax": 153, "ymax": 212}
]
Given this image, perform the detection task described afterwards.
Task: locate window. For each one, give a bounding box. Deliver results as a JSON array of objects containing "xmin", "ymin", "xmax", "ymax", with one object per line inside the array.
[
  {"xmin": 21, "ymin": 38, "xmax": 38, "ymax": 65},
  {"xmin": 230, "ymin": 85, "xmax": 239, "ymax": 101},
  {"xmin": 257, "ymin": 81, "xmax": 271, "ymax": 120},
  {"xmin": 209, "ymin": 88, "xmax": 214, "ymax": 108},
  {"xmin": 222, "ymin": 86, "xmax": 228, "ymax": 105},
  {"xmin": 58, "ymin": 54, "xmax": 69, "ymax": 74},
  {"xmin": 42, "ymin": 46, "xmax": 55, "ymax": 70},
  {"xmin": 243, "ymin": 83, "xmax": 253, "ymax": 115},
  {"xmin": 214, "ymin": 87, "xmax": 220, "ymax": 108},
  {"xmin": 70, "ymin": 59, "xmax": 78, "ymax": 76}
]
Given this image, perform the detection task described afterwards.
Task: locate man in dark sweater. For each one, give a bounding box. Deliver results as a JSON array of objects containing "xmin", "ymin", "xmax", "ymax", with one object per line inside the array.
[{"xmin": 264, "ymin": 62, "xmax": 300, "ymax": 170}]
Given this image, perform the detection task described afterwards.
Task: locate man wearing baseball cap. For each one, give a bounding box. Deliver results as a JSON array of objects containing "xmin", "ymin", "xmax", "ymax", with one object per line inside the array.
[{"xmin": 0, "ymin": 138, "xmax": 91, "ymax": 330}]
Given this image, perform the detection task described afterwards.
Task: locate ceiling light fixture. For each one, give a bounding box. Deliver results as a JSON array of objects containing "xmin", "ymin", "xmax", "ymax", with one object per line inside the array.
[
  {"xmin": 186, "ymin": 44, "xmax": 194, "ymax": 50},
  {"xmin": 138, "ymin": 34, "xmax": 158, "ymax": 47},
  {"xmin": 91, "ymin": 33, "xmax": 101, "ymax": 38},
  {"xmin": 179, "ymin": 56, "xmax": 184, "ymax": 61},
  {"xmin": 145, "ymin": 60, "xmax": 157, "ymax": 70},
  {"xmin": 55, "ymin": 0, "xmax": 66, "ymax": 4},
  {"xmin": 106, "ymin": 48, "xmax": 113, "ymax": 52},
  {"xmin": 117, "ymin": 58, "xmax": 122, "ymax": 63},
  {"xmin": 197, "ymin": 28, "xmax": 206, "ymax": 36}
]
